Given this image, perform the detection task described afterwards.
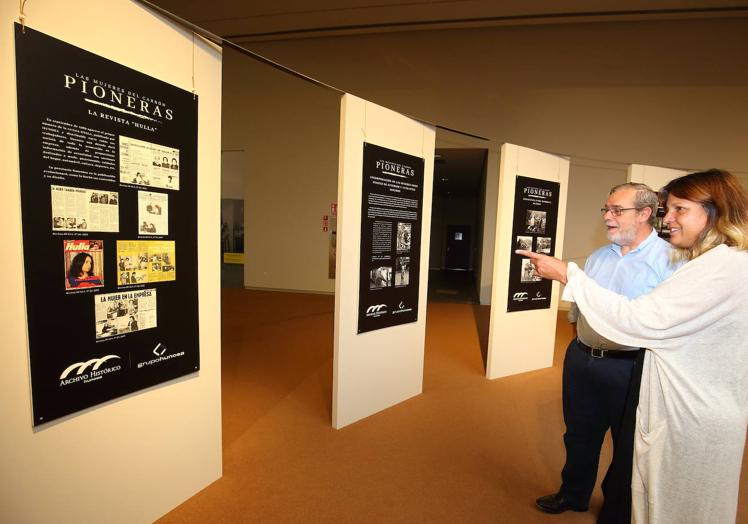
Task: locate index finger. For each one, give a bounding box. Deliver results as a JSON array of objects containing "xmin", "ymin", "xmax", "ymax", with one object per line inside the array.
[{"xmin": 515, "ymin": 249, "xmax": 539, "ymax": 259}]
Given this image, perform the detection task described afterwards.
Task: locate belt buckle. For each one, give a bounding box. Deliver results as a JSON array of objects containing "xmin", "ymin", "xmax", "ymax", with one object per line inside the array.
[{"xmin": 591, "ymin": 347, "xmax": 605, "ymax": 359}]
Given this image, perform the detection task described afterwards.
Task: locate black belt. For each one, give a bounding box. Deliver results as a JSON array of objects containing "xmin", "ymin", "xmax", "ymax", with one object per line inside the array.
[{"xmin": 576, "ymin": 339, "xmax": 639, "ymax": 359}]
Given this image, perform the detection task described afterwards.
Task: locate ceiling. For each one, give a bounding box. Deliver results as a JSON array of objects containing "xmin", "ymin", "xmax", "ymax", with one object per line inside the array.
[{"xmin": 145, "ymin": 0, "xmax": 748, "ymax": 42}]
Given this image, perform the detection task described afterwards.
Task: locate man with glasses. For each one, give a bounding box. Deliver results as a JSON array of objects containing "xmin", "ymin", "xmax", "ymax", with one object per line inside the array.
[{"xmin": 535, "ymin": 183, "xmax": 676, "ymax": 523}]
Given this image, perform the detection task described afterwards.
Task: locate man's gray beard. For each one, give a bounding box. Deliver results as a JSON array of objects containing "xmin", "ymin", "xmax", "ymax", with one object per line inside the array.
[{"xmin": 608, "ymin": 226, "xmax": 636, "ymax": 247}]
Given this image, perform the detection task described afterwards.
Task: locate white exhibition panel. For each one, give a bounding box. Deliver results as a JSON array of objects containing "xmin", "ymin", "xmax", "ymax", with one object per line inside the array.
[
  {"xmin": 486, "ymin": 144, "xmax": 569, "ymax": 379},
  {"xmin": 0, "ymin": 1, "xmax": 222, "ymax": 522},
  {"xmin": 628, "ymin": 164, "xmax": 688, "ymax": 190},
  {"xmin": 333, "ymin": 94, "xmax": 435, "ymax": 429}
]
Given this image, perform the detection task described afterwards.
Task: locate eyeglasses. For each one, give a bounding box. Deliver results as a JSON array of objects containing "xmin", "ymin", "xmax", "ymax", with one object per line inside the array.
[{"xmin": 600, "ymin": 207, "xmax": 641, "ymax": 217}]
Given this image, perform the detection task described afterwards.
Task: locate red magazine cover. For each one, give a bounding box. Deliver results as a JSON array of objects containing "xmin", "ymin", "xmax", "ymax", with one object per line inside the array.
[{"xmin": 63, "ymin": 239, "xmax": 104, "ymax": 290}]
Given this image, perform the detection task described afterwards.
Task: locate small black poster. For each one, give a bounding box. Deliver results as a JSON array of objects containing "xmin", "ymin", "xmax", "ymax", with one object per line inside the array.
[
  {"xmin": 507, "ymin": 176, "xmax": 560, "ymax": 312},
  {"xmin": 15, "ymin": 25, "xmax": 199, "ymax": 425},
  {"xmin": 358, "ymin": 143, "xmax": 424, "ymax": 334}
]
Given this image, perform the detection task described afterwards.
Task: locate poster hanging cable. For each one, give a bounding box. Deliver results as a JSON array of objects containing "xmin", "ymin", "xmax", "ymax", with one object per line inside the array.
[
  {"xmin": 19, "ymin": 0, "xmax": 28, "ymax": 33},
  {"xmin": 191, "ymin": 31, "xmax": 196, "ymax": 99}
]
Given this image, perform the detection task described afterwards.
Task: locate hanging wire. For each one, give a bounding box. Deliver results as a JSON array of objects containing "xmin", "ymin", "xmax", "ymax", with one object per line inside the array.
[
  {"xmin": 191, "ymin": 31, "xmax": 196, "ymax": 99},
  {"xmin": 19, "ymin": 0, "xmax": 28, "ymax": 33},
  {"xmin": 362, "ymin": 101, "xmax": 367, "ymax": 143}
]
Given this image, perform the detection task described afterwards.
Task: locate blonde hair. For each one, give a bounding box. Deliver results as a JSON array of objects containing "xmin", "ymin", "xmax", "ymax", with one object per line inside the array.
[{"xmin": 660, "ymin": 169, "xmax": 748, "ymax": 262}]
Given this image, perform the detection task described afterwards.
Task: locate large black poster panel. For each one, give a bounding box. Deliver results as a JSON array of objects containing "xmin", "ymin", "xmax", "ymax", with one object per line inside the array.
[
  {"xmin": 507, "ymin": 176, "xmax": 560, "ymax": 312},
  {"xmin": 358, "ymin": 143, "xmax": 424, "ymax": 334},
  {"xmin": 15, "ymin": 25, "xmax": 199, "ymax": 425}
]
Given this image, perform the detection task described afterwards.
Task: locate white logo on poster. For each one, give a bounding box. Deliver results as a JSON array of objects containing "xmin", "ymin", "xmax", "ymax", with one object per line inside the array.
[
  {"xmin": 60, "ymin": 355, "xmax": 120, "ymax": 379},
  {"xmin": 366, "ymin": 304, "xmax": 388, "ymax": 317},
  {"xmin": 513, "ymin": 292, "xmax": 528, "ymax": 301},
  {"xmin": 59, "ymin": 355, "xmax": 123, "ymax": 386},
  {"xmin": 393, "ymin": 300, "xmax": 413, "ymax": 315},
  {"xmin": 536, "ymin": 292, "xmax": 542, "ymax": 298},
  {"xmin": 137, "ymin": 342, "xmax": 185, "ymax": 369},
  {"xmin": 367, "ymin": 304, "xmax": 386, "ymax": 314}
]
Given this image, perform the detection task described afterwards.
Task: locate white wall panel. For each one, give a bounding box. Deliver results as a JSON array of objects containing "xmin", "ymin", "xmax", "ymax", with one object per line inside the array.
[
  {"xmin": 486, "ymin": 144, "xmax": 569, "ymax": 379},
  {"xmin": 333, "ymin": 94, "xmax": 435, "ymax": 429},
  {"xmin": 0, "ymin": 1, "xmax": 222, "ymax": 521}
]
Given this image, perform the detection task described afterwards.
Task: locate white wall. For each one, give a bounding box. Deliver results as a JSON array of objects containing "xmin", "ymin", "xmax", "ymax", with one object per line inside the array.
[
  {"xmin": 0, "ymin": 1, "xmax": 222, "ymax": 522},
  {"xmin": 222, "ymin": 47, "xmax": 340, "ymax": 293}
]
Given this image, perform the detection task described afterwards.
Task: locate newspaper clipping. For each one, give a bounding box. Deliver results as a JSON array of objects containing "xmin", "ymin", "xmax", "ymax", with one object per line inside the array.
[
  {"xmin": 94, "ymin": 288, "xmax": 157, "ymax": 339},
  {"xmin": 51, "ymin": 185, "xmax": 119, "ymax": 232},
  {"xmin": 138, "ymin": 191, "xmax": 169, "ymax": 235},
  {"xmin": 117, "ymin": 240, "xmax": 176, "ymax": 285},
  {"xmin": 119, "ymin": 135, "xmax": 180, "ymax": 190},
  {"xmin": 63, "ymin": 239, "xmax": 104, "ymax": 290}
]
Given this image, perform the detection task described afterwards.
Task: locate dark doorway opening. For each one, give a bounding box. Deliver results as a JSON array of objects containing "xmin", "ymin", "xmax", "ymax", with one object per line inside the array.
[{"xmin": 428, "ymin": 148, "xmax": 487, "ymax": 304}]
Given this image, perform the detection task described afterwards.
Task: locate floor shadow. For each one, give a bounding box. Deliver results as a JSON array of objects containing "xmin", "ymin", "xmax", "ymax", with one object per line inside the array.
[
  {"xmin": 472, "ymin": 303, "xmax": 491, "ymax": 372},
  {"xmin": 427, "ymin": 269, "xmax": 479, "ymax": 304}
]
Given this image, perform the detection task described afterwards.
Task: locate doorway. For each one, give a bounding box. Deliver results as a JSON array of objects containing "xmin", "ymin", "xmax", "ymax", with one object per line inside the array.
[{"xmin": 428, "ymin": 148, "xmax": 487, "ymax": 304}]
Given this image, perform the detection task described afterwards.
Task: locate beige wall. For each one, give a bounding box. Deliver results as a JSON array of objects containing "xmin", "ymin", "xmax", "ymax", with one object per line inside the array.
[
  {"xmin": 0, "ymin": 1, "xmax": 223, "ymax": 522},
  {"xmin": 245, "ymin": 17, "xmax": 748, "ymax": 173},
  {"xmin": 222, "ymin": 48, "xmax": 341, "ymax": 293},
  {"xmin": 221, "ymin": 16, "xmax": 747, "ymax": 298}
]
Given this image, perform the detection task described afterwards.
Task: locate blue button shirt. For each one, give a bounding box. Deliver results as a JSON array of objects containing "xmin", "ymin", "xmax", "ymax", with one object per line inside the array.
[
  {"xmin": 573, "ymin": 229, "xmax": 677, "ymax": 349},
  {"xmin": 584, "ymin": 228, "xmax": 676, "ymax": 299}
]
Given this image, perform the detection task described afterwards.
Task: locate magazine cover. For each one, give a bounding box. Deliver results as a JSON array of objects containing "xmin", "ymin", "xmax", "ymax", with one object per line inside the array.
[{"xmin": 63, "ymin": 239, "xmax": 104, "ymax": 290}]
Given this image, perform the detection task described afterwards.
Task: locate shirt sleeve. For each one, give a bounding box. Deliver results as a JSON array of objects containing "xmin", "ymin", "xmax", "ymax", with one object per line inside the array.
[{"xmin": 562, "ymin": 249, "xmax": 738, "ymax": 349}]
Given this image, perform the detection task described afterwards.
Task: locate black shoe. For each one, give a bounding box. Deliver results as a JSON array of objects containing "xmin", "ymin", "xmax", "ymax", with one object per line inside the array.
[{"xmin": 535, "ymin": 493, "xmax": 588, "ymax": 514}]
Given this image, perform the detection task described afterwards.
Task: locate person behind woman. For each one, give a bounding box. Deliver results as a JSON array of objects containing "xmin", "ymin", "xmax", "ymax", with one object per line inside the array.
[
  {"xmin": 519, "ymin": 169, "xmax": 748, "ymax": 523},
  {"xmin": 67, "ymin": 252, "xmax": 103, "ymax": 288}
]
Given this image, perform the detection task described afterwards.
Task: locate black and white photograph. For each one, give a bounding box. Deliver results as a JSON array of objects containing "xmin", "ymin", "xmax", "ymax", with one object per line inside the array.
[
  {"xmin": 369, "ymin": 266, "xmax": 392, "ymax": 289},
  {"xmin": 95, "ymin": 289, "xmax": 157, "ymax": 339},
  {"xmin": 537, "ymin": 236, "xmax": 552, "ymax": 254},
  {"xmin": 50, "ymin": 185, "xmax": 119, "ymax": 232},
  {"xmin": 138, "ymin": 191, "xmax": 169, "ymax": 236},
  {"xmin": 397, "ymin": 222, "xmax": 412, "ymax": 251},
  {"xmin": 520, "ymin": 258, "xmax": 542, "ymax": 282},
  {"xmin": 395, "ymin": 256, "xmax": 410, "ymax": 286},
  {"xmin": 516, "ymin": 235, "xmax": 533, "ymax": 251},
  {"xmin": 525, "ymin": 210, "xmax": 547, "ymax": 234},
  {"xmin": 119, "ymin": 135, "xmax": 180, "ymax": 190}
]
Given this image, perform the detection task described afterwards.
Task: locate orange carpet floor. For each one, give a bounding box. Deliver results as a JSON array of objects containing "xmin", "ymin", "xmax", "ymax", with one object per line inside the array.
[{"xmin": 157, "ymin": 289, "xmax": 748, "ymax": 523}]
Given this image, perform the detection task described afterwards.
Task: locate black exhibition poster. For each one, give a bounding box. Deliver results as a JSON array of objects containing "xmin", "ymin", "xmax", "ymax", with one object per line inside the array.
[
  {"xmin": 358, "ymin": 143, "xmax": 424, "ymax": 334},
  {"xmin": 14, "ymin": 24, "xmax": 199, "ymax": 425},
  {"xmin": 507, "ymin": 176, "xmax": 560, "ymax": 312}
]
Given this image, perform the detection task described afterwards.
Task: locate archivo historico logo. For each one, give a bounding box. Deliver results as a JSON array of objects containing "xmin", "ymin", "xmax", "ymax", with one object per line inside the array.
[
  {"xmin": 59, "ymin": 355, "xmax": 122, "ymax": 387},
  {"xmin": 512, "ymin": 292, "xmax": 529, "ymax": 301},
  {"xmin": 366, "ymin": 304, "xmax": 388, "ymax": 318}
]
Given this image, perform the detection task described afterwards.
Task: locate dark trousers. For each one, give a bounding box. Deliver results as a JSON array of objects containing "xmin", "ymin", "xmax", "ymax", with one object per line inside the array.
[{"xmin": 558, "ymin": 339, "xmax": 642, "ymax": 522}]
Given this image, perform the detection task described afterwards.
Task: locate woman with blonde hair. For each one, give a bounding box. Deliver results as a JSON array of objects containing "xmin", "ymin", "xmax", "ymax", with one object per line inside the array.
[{"xmin": 519, "ymin": 169, "xmax": 748, "ymax": 523}]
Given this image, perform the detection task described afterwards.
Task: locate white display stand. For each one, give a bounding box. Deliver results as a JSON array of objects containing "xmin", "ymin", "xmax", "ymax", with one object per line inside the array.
[
  {"xmin": 333, "ymin": 94, "xmax": 435, "ymax": 429},
  {"xmin": 486, "ymin": 144, "xmax": 569, "ymax": 379},
  {"xmin": 628, "ymin": 164, "xmax": 688, "ymax": 189},
  {"xmin": 0, "ymin": 2, "xmax": 222, "ymax": 522}
]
